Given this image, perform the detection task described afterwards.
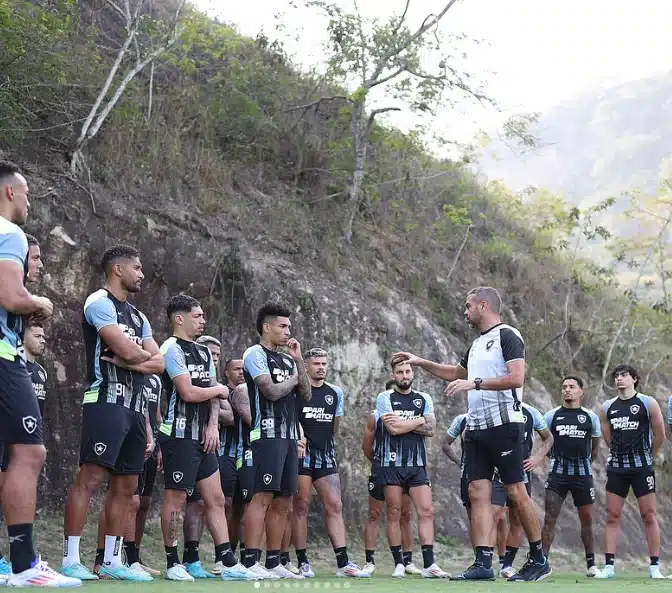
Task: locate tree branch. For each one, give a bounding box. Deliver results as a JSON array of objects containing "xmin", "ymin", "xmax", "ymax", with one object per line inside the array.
[
  {"xmin": 284, "ymin": 95, "xmax": 352, "ymax": 112},
  {"xmin": 391, "ymin": 0, "xmax": 411, "ymax": 38},
  {"xmin": 368, "ymin": 66, "xmax": 407, "ymax": 89},
  {"xmin": 104, "ymin": 0, "xmax": 126, "ymax": 21},
  {"xmin": 366, "ymin": 106, "xmax": 401, "ymax": 134}
]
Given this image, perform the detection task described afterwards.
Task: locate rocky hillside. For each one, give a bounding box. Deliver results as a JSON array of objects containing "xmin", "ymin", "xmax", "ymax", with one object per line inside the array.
[{"xmin": 3, "ymin": 0, "xmax": 672, "ymax": 560}]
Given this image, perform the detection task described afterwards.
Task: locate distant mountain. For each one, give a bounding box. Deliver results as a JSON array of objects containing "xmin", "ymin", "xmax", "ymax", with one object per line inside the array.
[{"xmin": 477, "ymin": 71, "xmax": 672, "ymax": 205}]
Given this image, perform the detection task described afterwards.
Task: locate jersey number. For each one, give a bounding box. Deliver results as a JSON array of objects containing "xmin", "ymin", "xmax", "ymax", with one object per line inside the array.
[
  {"xmin": 647, "ymin": 476, "xmax": 655, "ymax": 490},
  {"xmin": 389, "ymin": 452, "xmax": 397, "ymax": 462},
  {"xmin": 176, "ymin": 418, "xmax": 187, "ymax": 431}
]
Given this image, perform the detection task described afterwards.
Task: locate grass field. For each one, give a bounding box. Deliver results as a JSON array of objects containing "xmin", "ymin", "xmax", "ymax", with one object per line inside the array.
[
  {"xmin": 29, "ymin": 510, "xmax": 666, "ymax": 592},
  {"xmin": 49, "ymin": 573, "xmax": 672, "ymax": 593}
]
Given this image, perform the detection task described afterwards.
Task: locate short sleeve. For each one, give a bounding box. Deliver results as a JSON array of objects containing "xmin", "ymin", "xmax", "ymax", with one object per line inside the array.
[
  {"xmin": 243, "ymin": 346, "xmax": 269, "ymax": 378},
  {"xmin": 85, "ymin": 297, "xmax": 117, "ymax": 331},
  {"xmin": 531, "ymin": 406, "xmax": 547, "ymax": 431},
  {"xmin": 447, "ymin": 414, "xmax": 466, "ymax": 439},
  {"xmin": 602, "ymin": 399, "xmax": 612, "ymax": 415},
  {"xmin": 164, "ymin": 344, "xmax": 189, "ymax": 379},
  {"xmin": 641, "ymin": 394, "xmax": 655, "ymax": 412},
  {"xmin": 376, "ymin": 391, "xmax": 393, "ymax": 414},
  {"xmin": 334, "ymin": 386, "xmax": 344, "ymax": 417},
  {"xmin": 500, "ymin": 327, "xmax": 525, "ymax": 362},
  {"xmin": 139, "ymin": 311, "xmax": 152, "ymax": 339},
  {"xmin": 668, "ymin": 396, "xmax": 672, "ymax": 425},
  {"xmin": 544, "ymin": 409, "xmax": 555, "ymax": 427},
  {"xmin": 589, "ymin": 411, "xmax": 601, "ymax": 437},
  {"xmin": 0, "ymin": 227, "xmax": 27, "ymax": 268},
  {"xmin": 421, "ymin": 392, "xmax": 434, "ymax": 415},
  {"xmin": 459, "ymin": 346, "xmax": 470, "ymax": 369}
]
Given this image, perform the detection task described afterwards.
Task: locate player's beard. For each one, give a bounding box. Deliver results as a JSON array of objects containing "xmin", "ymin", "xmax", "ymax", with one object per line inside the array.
[{"xmin": 396, "ymin": 379, "xmax": 413, "ymax": 390}]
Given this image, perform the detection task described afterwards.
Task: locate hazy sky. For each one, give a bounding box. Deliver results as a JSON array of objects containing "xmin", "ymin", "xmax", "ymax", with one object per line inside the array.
[{"xmin": 194, "ymin": 0, "xmax": 671, "ymax": 144}]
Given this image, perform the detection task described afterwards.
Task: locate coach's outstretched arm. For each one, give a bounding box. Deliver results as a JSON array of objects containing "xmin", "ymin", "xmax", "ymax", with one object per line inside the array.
[{"xmin": 392, "ymin": 351, "xmax": 467, "ymax": 382}]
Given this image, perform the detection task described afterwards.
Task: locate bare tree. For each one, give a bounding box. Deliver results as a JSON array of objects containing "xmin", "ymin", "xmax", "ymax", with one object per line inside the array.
[{"xmin": 70, "ymin": 0, "xmax": 186, "ymax": 174}]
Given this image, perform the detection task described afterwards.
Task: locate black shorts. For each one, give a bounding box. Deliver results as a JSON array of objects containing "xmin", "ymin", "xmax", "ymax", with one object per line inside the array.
[
  {"xmin": 368, "ymin": 465, "xmax": 384, "ymax": 502},
  {"xmin": 218, "ymin": 455, "xmax": 239, "ymax": 498},
  {"xmin": 461, "ymin": 477, "xmax": 507, "ymax": 508},
  {"xmin": 606, "ymin": 468, "xmax": 655, "ymax": 499},
  {"xmin": 464, "ymin": 423, "xmax": 525, "ymax": 485},
  {"xmin": 187, "ymin": 488, "xmax": 202, "ymax": 504},
  {"xmin": 0, "ymin": 444, "xmax": 8, "ymax": 471},
  {"xmin": 80, "ymin": 403, "xmax": 146, "ymax": 474},
  {"xmin": 159, "ymin": 434, "xmax": 219, "ymax": 493},
  {"xmin": 545, "ymin": 474, "xmax": 595, "ymax": 507},
  {"xmin": 136, "ymin": 455, "xmax": 158, "ymax": 497},
  {"xmin": 381, "ymin": 466, "xmax": 430, "ymax": 493},
  {"xmin": 250, "ymin": 438, "xmax": 298, "ymax": 497},
  {"xmin": 0, "ymin": 358, "xmax": 43, "ymax": 446},
  {"xmin": 299, "ymin": 466, "xmax": 339, "ymax": 481},
  {"xmin": 238, "ymin": 462, "xmax": 255, "ymax": 504}
]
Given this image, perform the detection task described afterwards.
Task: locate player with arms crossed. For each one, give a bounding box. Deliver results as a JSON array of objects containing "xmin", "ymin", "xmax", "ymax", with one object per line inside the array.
[
  {"xmin": 540, "ymin": 376, "xmax": 601, "ymax": 576},
  {"xmin": 241, "ymin": 302, "xmax": 311, "ymax": 579},
  {"xmin": 394, "ymin": 286, "xmax": 550, "ymax": 581},
  {"xmin": 62, "ymin": 244, "xmax": 162, "ymax": 582},
  {"xmin": 595, "ymin": 364, "xmax": 665, "ymax": 579},
  {"xmin": 375, "ymin": 359, "xmax": 449, "ymax": 579},
  {"xmin": 292, "ymin": 347, "xmax": 368, "ymax": 578},
  {"xmin": 158, "ymin": 295, "xmax": 254, "ymax": 582},
  {"xmin": 0, "ymin": 162, "xmax": 76, "ymax": 587}
]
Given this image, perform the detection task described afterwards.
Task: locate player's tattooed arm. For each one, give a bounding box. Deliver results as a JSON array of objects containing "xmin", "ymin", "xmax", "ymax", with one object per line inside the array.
[
  {"xmin": 219, "ymin": 399, "xmax": 234, "ymax": 427},
  {"xmin": 254, "ymin": 373, "xmax": 298, "ymax": 401},
  {"xmin": 294, "ymin": 357, "xmax": 312, "ymax": 401},
  {"xmin": 230, "ymin": 384, "xmax": 252, "ymax": 427},
  {"xmin": 441, "ymin": 434, "xmax": 461, "ymax": 466},
  {"xmin": 413, "ymin": 413, "xmax": 436, "ymax": 437}
]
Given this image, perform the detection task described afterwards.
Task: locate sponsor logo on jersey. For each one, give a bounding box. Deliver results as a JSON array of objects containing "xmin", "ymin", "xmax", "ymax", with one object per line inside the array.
[
  {"xmin": 611, "ymin": 416, "xmax": 639, "ymax": 431},
  {"xmin": 188, "ymin": 362, "xmax": 209, "ymax": 380},
  {"xmin": 394, "ymin": 409, "xmax": 421, "ymax": 420},
  {"xmin": 556, "ymin": 424, "xmax": 587, "ymax": 438},
  {"xmin": 302, "ymin": 406, "xmax": 334, "ymax": 422}
]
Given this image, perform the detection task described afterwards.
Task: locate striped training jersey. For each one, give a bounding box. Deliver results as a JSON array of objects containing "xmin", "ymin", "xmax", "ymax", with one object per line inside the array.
[
  {"xmin": 243, "ymin": 344, "xmax": 300, "ymax": 441},
  {"xmin": 604, "ymin": 393, "xmax": 654, "ymax": 471},
  {"xmin": 522, "ymin": 402, "xmax": 547, "ymax": 457},
  {"xmin": 0, "ymin": 217, "xmax": 28, "ymax": 362},
  {"xmin": 160, "ymin": 337, "xmax": 216, "ymax": 440},
  {"xmin": 545, "ymin": 406, "xmax": 600, "ymax": 476},
  {"xmin": 298, "ymin": 382, "xmax": 344, "ymax": 471},
  {"xmin": 82, "ymin": 289, "xmax": 152, "ymax": 412},
  {"xmin": 218, "ymin": 384, "xmax": 240, "ymax": 458},
  {"xmin": 26, "ymin": 360, "xmax": 48, "ymax": 417},
  {"xmin": 375, "ymin": 389, "xmax": 433, "ymax": 467},
  {"xmin": 460, "ymin": 323, "xmax": 525, "ymax": 430}
]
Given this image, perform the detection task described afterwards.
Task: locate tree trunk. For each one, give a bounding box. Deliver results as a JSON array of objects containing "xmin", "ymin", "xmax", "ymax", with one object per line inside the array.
[{"xmin": 344, "ymin": 100, "xmax": 366, "ymax": 244}]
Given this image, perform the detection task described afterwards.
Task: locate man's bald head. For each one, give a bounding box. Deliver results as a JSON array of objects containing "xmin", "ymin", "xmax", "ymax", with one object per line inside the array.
[{"xmin": 467, "ymin": 286, "xmax": 502, "ymax": 314}]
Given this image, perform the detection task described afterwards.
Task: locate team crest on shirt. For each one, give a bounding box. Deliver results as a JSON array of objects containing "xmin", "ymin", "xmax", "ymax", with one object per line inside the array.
[
  {"xmin": 38, "ymin": 369, "xmax": 46, "ymax": 382},
  {"xmin": 263, "ymin": 473, "xmax": 273, "ymax": 485},
  {"xmin": 413, "ymin": 398, "xmax": 423, "ymax": 408},
  {"xmin": 173, "ymin": 471, "xmax": 183, "ymax": 483},
  {"xmin": 22, "ymin": 416, "xmax": 37, "ymax": 434},
  {"xmin": 577, "ymin": 414, "xmax": 587, "ymax": 424},
  {"xmin": 198, "ymin": 349, "xmax": 208, "ymax": 362},
  {"xmin": 486, "ymin": 340, "xmax": 495, "ymax": 351},
  {"xmin": 94, "ymin": 442, "xmax": 107, "ymax": 455},
  {"xmin": 630, "ymin": 404, "xmax": 640, "ymax": 415},
  {"xmin": 325, "ymin": 395, "xmax": 334, "ymax": 406},
  {"xmin": 284, "ymin": 358, "xmax": 293, "ymax": 368},
  {"xmin": 149, "ymin": 377, "xmax": 157, "ymax": 388},
  {"xmin": 131, "ymin": 313, "xmax": 141, "ymax": 327}
]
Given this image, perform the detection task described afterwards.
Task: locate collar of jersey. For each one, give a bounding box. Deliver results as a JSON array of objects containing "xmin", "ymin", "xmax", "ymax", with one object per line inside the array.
[{"xmin": 480, "ymin": 322, "xmax": 504, "ymax": 335}]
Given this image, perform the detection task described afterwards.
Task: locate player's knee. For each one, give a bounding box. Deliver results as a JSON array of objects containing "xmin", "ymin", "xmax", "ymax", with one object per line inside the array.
[
  {"xmin": 224, "ymin": 496, "xmax": 234, "ymax": 512},
  {"xmin": 129, "ymin": 495, "xmax": 141, "ymax": 514},
  {"xmin": 12, "ymin": 443, "xmax": 47, "ymax": 471},
  {"xmin": 76, "ymin": 464, "xmax": 106, "ymax": 492},
  {"xmin": 641, "ymin": 508, "xmax": 658, "ymax": 527},
  {"xmin": 400, "ymin": 505, "xmax": 412, "ymax": 525},
  {"xmin": 367, "ymin": 505, "xmax": 382, "ymax": 523},
  {"xmin": 386, "ymin": 504, "xmax": 402, "ymax": 522},
  {"xmin": 324, "ymin": 497, "xmax": 343, "ymax": 517},
  {"xmin": 204, "ymin": 492, "xmax": 226, "ymax": 512},
  {"xmin": 294, "ymin": 496, "xmax": 310, "ymax": 518},
  {"xmin": 606, "ymin": 506, "xmax": 621, "ymax": 523},
  {"xmin": 416, "ymin": 504, "xmax": 433, "ymax": 522},
  {"xmin": 468, "ymin": 481, "xmax": 490, "ymax": 503}
]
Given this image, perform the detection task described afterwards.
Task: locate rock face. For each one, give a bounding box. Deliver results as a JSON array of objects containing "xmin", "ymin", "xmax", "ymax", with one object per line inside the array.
[{"xmin": 25, "ymin": 173, "xmax": 671, "ymax": 560}]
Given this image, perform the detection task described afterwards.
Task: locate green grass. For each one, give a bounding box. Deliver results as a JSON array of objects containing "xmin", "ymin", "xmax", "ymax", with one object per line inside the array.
[{"xmin": 43, "ymin": 573, "xmax": 672, "ymax": 593}]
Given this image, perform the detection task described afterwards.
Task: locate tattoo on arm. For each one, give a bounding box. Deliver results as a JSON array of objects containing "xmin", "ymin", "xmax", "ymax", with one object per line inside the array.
[
  {"xmin": 254, "ymin": 374, "xmax": 297, "ymax": 401},
  {"xmin": 414, "ymin": 414, "xmax": 436, "ymax": 437},
  {"xmin": 295, "ymin": 358, "xmax": 311, "ymax": 401},
  {"xmin": 230, "ymin": 385, "xmax": 252, "ymax": 427}
]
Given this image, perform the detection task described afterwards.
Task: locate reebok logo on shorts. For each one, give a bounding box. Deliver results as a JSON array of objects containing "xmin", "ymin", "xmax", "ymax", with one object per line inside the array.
[
  {"xmin": 263, "ymin": 473, "xmax": 273, "ymax": 485},
  {"xmin": 22, "ymin": 416, "xmax": 37, "ymax": 434},
  {"xmin": 173, "ymin": 471, "xmax": 183, "ymax": 483},
  {"xmin": 501, "ymin": 449, "xmax": 513, "ymax": 457},
  {"xmin": 94, "ymin": 443, "xmax": 107, "ymax": 455}
]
